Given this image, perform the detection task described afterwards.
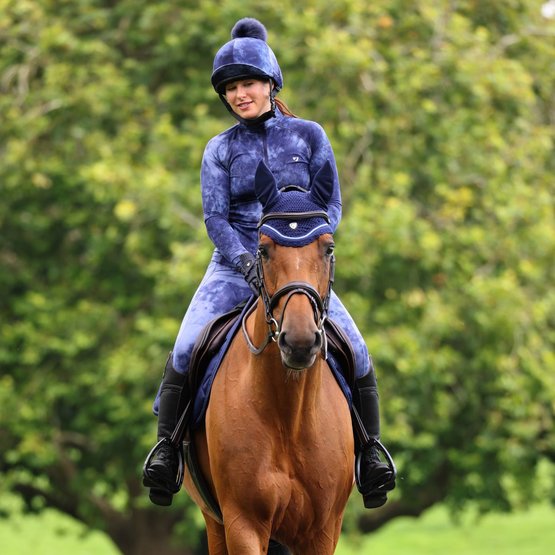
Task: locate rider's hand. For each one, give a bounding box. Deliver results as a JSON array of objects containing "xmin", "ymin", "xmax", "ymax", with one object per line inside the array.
[{"xmin": 236, "ymin": 253, "xmax": 260, "ymax": 296}]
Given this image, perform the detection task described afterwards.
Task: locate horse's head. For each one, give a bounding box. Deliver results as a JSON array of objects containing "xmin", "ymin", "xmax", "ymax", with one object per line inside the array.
[{"xmin": 252, "ymin": 160, "xmax": 336, "ymax": 371}]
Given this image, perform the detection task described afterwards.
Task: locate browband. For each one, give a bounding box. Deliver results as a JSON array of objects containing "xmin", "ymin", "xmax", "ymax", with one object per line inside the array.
[{"xmin": 258, "ymin": 210, "xmax": 331, "ymax": 229}]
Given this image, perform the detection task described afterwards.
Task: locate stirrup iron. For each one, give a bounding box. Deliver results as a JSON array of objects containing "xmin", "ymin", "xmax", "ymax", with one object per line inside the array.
[
  {"xmin": 355, "ymin": 437, "xmax": 397, "ymax": 492},
  {"xmin": 142, "ymin": 437, "xmax": 184, "ymax": 494}
]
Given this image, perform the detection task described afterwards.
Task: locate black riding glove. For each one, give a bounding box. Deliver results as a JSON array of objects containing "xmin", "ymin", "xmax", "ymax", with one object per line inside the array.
[{"xmin": 236, "ymin": 252, "xmax": 260, "ymax": 296}]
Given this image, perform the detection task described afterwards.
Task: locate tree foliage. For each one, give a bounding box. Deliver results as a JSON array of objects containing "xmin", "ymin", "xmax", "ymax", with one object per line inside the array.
[{"xmin": 1, "ymin": 1, "xmax": 554, "ymax": 553}]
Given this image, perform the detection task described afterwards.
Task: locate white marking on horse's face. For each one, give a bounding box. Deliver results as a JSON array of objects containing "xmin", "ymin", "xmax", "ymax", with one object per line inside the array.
[{"xmin": 294, "ymin": 250, "xmax": 302, "ymax": 272}]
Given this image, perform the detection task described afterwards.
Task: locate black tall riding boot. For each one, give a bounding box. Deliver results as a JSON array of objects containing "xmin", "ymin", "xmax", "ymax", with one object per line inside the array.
[
  {"xmin": 352, "ymin": 363, "xmax": 396, "ymax": 508},
  {"xmin": 143, "ymin": 356, "xmax": 191, "ymax": 506}
]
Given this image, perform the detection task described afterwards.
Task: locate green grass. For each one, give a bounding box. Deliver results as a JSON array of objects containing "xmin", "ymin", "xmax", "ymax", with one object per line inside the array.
[
  {"xmin": 0, "ymin": 503, "xmax": 553, "ymax": 554},
  {"xmin": 0, "ymin": 508, "xmax": 120, "ymax": 555},
  {"xmin": 336, "ymin": 504, "xmax": 555, "ymax": 555}
]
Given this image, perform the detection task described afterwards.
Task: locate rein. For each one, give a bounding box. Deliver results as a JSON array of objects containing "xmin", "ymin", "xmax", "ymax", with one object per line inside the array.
[{"xmin": 242, "ymin": 211, "xmax": 335, "ymax": 358}]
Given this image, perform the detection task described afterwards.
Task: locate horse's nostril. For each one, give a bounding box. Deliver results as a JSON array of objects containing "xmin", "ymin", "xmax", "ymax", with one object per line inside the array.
[{"xmin": 278, "ymin": 332, "xmax": 289, "ymax": 351}]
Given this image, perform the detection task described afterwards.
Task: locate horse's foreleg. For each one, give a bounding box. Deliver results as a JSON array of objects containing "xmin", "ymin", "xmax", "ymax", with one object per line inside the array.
[
  {"xmin": 291, "ymin": 520, "xmax": 342, "ymax": 555},
  {"xmin": 223, "ymin": 513, "xmax": 271, "ymax": 555},
  {"xmin": 204, "ymin": 515, "xmax": 228, "ymax": 555},
  {"xmin": 293, "ymin": 539, "xmax": 337, "ymax": 555}
]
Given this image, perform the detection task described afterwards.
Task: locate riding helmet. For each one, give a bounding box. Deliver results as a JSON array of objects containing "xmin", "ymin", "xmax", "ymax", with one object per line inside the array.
[{"xmin": 211, "ymin": 18, "xmax": 283, "ymax": 94}]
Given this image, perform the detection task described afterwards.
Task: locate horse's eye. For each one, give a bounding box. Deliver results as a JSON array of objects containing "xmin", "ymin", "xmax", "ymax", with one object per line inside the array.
[
  {"xmin": 326, "ymin": 244, "xmax": 335, "ymax": 257},
  {"xmin": 258, "ymin": 246, "xmax": 269, "ymax": 260}
]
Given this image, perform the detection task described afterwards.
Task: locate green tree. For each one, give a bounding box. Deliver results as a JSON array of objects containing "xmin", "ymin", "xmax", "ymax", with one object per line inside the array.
[
  {"xmin": 0, "ymin": 1, "xmax": 217, "ymax": 553},
  {"xmin": 1, "ymin": 0, "xmax": 554, "ymax": 553},
  {"xmin": 320, "ymin": 0, "xmax": 555, "ymax": 531}
]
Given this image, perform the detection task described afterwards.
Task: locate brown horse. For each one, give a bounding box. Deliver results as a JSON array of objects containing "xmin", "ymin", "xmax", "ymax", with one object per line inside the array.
[{"xmin": 184, "ymin": 162, "xmax": 354, "ymax": 554}]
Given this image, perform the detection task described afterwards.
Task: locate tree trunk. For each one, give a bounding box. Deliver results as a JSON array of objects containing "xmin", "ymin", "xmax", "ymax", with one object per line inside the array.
[{"xmin": 106, "ymin": 509, "xmax": 203, "ymax": 555}]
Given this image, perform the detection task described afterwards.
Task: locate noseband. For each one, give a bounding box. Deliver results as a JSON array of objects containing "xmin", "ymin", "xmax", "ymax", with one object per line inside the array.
[{"xmin": 242, "ymin": 210, "xmax": 335, "ymax": 358}]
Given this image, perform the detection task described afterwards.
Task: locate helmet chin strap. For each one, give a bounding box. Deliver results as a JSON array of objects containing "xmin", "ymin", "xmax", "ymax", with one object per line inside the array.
[{"xmin": 219, "ymin": 84, "xmax": 277, "ymax": 127}]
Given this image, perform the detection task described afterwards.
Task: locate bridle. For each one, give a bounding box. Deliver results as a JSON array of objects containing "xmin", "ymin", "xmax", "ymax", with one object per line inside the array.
[{"xmin": 242, "ymin": 210, "xmax": 335, "ymax": 358}]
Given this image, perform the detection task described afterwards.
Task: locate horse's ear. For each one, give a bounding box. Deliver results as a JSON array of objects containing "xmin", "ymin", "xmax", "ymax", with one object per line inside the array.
[
  {"xmin": 255, "ymin": 160, "xmax": 280, "ymax": 209},
  {"xmin": 309, "ymin": 160, "xmax": 335, "ymax": 208}
]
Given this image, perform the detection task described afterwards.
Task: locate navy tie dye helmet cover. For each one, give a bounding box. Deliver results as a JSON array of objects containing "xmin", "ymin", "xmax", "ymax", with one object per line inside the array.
[
  {"xmin": 254, "ymin": 160, "xmax": 335, "ymax": 247},
  {"xmin": 211, "ymin": 18, "xmax": 283, "ymax": 94}
]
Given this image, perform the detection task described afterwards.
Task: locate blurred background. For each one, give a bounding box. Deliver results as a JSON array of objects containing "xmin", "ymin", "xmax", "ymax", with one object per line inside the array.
[{"xmin": 1, "ymin": 1, "xmax": 554, "ymax": 554}]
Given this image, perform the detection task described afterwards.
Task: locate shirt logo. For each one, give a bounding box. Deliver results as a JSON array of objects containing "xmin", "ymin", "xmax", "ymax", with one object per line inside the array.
[{"xmin": 292, "ymin": 156, "xmax": 299, "ymax": 162}]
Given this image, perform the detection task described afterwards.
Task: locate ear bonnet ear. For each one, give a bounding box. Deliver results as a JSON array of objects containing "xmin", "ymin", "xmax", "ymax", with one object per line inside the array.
[
  {"xmin": 309, "ymin": 160, "xmax": 334, "ymax": 208},
  {"xmin": 254, "ymin": 160, "xmax": 281, "ymax": 209}
]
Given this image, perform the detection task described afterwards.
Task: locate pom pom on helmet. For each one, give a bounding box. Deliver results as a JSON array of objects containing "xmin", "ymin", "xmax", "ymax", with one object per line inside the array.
[{"xmin": 231, "ymin": 18, "xmax": 268, "ymax": 41}]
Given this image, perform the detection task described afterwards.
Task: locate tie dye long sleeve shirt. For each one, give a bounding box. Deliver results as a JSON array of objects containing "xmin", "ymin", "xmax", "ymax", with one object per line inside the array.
[{"xmin": 201, "ymin": 108, "xmax": 342, "ymax": 268}]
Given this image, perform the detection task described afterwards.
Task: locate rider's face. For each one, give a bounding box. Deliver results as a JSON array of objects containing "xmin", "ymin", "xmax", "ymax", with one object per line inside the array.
[{"xmin": 224, "ymin": 79, "xmax": 272, "ymax": 120}]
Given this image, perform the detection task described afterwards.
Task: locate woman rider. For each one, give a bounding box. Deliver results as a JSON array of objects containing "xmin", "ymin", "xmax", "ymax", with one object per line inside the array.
[{"xmin": 143, "ymin": 17, "xmax": 396, "ymax": 509}]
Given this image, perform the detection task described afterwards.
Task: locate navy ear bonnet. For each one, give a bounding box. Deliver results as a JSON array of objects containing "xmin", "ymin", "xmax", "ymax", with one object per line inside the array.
[
  {"xmin": 255, "ymin": 161, "xmax": 335, "ymax": 247},
  {"xmin": 212, "ymin": 18, "xmax": 283, "ymax": 93}
]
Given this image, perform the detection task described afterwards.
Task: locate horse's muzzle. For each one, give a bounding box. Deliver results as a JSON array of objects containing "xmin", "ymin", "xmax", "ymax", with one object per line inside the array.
[{"xmin": 277, "ymin": 329, "xmax": 323, "ymax": 370}]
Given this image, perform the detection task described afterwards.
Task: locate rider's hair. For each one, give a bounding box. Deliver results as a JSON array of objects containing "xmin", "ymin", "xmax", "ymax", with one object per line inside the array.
[{"xmin": 275, "ymin": 97, "xmax": 296, "ymax": 118}]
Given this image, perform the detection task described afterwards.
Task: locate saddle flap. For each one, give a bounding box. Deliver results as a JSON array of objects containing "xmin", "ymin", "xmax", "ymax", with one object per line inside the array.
[
  {"xmin": 188, "ymin": 302, "xmax": 246, "ymax": 392},
  {"xmin": 324, "ymin": 318, "xmax": 356, "ymax": 391}
]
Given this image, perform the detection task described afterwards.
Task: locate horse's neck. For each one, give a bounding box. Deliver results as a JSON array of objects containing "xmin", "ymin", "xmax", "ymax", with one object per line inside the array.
[{"xmin": 247, "ymin": 303, "xmax": 325, "ymax": 434}]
